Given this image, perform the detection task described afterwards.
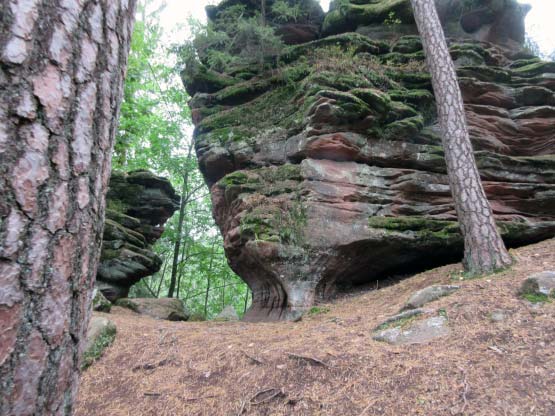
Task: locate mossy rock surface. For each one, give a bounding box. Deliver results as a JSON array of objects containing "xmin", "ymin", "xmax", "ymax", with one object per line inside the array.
[
  {"xmin": 92, "ymin": 289, "xmax": 112, "ymax": 313},
  {"xmin": 181, "ymin": 0, "xmax": 555, "ymax": 322},
  {"xmin": 82, "ymin": 317, "xmax": 117, "ymax": 369}
]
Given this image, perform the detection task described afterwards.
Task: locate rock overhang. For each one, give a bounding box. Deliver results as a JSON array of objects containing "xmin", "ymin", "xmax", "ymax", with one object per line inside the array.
[{"xmin": 182, "ymin": 0, "xmax": 555, "ymax": 320}]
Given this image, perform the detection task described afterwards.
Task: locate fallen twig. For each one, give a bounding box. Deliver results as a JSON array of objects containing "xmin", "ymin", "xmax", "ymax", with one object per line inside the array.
[
  {"xmin": 458, "ymin": 366, "xmax": 470, "ymax": 414},
  {"xmin": 358, "ymin": 399, "xmax": 377, "ymax": 416},
  {"xmin": 182, "ymin": 395, "xmax": 218, "ymax": 402},
  {"xmin": 143, "ymin": 392, "xmax": 161, "ymax": 397},
  {"xmin": 286, "ymin": 352, "xmax": 329, "ymax": 367},
  {"xmin": 487, "ymin": 345, "xmax": 505, "ymax": 354},
  {"xmin": 249, "ymin": 388, "xmax": 285, "ymax": 405},
  {"xmin": 236, "ymin": 399, "xmax": 247, "ymax": 416},
  {"xmin": 241, "ymin": 350, "xmax": 264, "ymax": 365}
]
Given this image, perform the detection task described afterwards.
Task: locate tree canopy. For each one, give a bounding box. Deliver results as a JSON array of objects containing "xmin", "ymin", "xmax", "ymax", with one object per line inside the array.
[{"xmin": 116, "ymin": 1, "xmax": 250, "ymax": 320}]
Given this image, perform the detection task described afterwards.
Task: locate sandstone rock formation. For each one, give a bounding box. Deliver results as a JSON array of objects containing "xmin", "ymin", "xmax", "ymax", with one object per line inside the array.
[
  {"xmin": 97, "ymin": 170, "xmax": 179, "ymax": 301},
  {"xmin": 183, "ymin": 0, "xmax": 555, "ymax": 320}
]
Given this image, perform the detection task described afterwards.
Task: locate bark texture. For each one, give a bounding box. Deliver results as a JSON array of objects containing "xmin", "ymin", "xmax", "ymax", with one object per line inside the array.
[
  {"xmin": 0, "ymin": 1, "xmax": 136, "ymax": 414},
  {"xmin": 409, "ymin": 0, "xmax": 513, "ymax": 274}
]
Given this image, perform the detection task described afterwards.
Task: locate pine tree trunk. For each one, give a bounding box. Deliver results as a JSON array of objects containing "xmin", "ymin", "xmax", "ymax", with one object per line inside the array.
[
  {"xmin": 409, "ymin": 0, "xmax": 513, "ymax": 274},
  {"xmin": 0, "ymin": 1, "xmax": 136, "ymax": 414}
]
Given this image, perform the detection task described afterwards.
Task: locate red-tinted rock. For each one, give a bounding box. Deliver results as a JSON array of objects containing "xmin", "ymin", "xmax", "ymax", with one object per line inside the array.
[{"xmin": 183, "ymin": 1, "xmax": 555, "ymax": 320}]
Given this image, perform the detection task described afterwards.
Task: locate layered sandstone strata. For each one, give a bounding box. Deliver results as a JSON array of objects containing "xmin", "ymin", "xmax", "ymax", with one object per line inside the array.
[{"xmin": 183, "ymin": 0, "xmax": 555, "ymax": 320}]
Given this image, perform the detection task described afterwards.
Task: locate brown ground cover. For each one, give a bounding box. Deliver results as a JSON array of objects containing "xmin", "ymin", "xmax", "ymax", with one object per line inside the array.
[{"xmin": 76, "ymin": 239, "xmax": 555, "ymax": 416}]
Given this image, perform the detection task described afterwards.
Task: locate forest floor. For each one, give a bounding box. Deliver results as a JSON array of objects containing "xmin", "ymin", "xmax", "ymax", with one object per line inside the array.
[{"xmin": 76, "ymin": 239, "xmax": 555, "ymax": 416}]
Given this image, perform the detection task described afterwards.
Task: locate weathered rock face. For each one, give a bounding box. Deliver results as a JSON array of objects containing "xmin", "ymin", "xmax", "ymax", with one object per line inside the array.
[
  {"xmin": 97, "ymin": 170, "xmax": 179, "ymax": 301},
  {"xmin": 183, "ymin": 0, "xmax": 555, "ymax": 320}
]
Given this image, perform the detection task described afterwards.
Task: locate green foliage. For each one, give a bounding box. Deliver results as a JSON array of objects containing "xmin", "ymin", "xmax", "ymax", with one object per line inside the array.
[
  {"xmin": 383, "ymin": 11, "xmax": 401, "ymax": 26},
  {"xmin": 176, "ymin": 7, "xmax": 285, "ymax": 74},
  {"xmin": 376, "ymin": 314, "xmax": 418, "ymax": 331},
  {"xmin": 271, "ymin": 0, "xmax": 305, "ymax": 23},
  {"xmin": 308, "ymin": 306, "xmax": 330, "ymax": 316},
  {"xmin": 118, "ymin": 0, "xmax": 250, "ymax": 320},
  {"xmin": 114, "ymin": 4, "xmax": 190, "ymax": 173},
  {"xmin": 524, "ymin": 36, "xmax": 541, "ymax": 57},
  {"xmin": 521, "ymin": 292, "xmax": 550, "ymax": 304}
]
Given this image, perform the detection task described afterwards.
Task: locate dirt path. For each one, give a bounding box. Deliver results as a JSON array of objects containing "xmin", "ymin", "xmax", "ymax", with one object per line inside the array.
[{"xmin": 76, "ymin": 239, "xmax": 555, "ymax": 416}]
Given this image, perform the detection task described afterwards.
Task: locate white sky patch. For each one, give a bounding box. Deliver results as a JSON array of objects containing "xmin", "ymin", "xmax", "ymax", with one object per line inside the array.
[
  {"xmin": 158, "ymin": 0, "xmax": 554, "ymax": 56},
  {"xmin": 519, "ymin": 0, "xmax": 555, "ymax": 56}
]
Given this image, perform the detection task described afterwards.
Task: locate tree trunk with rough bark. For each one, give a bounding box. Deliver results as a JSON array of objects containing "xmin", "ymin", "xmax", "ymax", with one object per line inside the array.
[
  {"xmin": 0, "ymin": 1, "xmax": 136, "ymax": 414},
  {"xmin": 409, "ymin": 0, "xmax": 513, "ymax": 274}
]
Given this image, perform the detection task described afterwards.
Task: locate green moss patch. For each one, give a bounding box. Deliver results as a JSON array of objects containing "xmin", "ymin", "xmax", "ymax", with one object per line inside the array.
[
  {"xmin": 308, "ymin": 306, "xmax": 331, "ymax": 316},
  {"xmin": 518, "ymin": 278, "xmax": 552, "ymax": 303},
  {"xmin": 368, "ymin": 216, "xmax": 461, "ymax": 241}
]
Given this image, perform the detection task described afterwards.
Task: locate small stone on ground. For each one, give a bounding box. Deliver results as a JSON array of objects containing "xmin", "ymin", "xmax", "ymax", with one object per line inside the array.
[
  {"xmin": 373, "ymin": 316, "xmax": 450, "ymax": 345},
  {"xmin": 523, "ymin": 271, "xmax": 555, "ymax": 296},
  {"xmin": 402, "ymin": 285, "xmax": 460, "ymax": 310},
  {"xmin": 84, "ymin": 316, "xmax": 116, "ymax": 353}
]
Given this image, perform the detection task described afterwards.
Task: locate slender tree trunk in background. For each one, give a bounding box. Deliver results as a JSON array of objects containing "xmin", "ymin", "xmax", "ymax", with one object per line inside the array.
[
  {"xmin": 243, "ymin": 288, "xmax": 251, "ymax": 314},
  {"xmin": 156, "ymin": 257, "xmax": 169, "ymax": 297},
  {"xmin": 409, "ymin": 0, "xmax": 513, "ymax": 275},
  {"xmin": 222, "ymin": 279, "xmax": 226, "ymax": 309},
  {"xmin": 261, "ymin": 0, "xmax": 267, "ymax": 25},
  {"xmin": 203, "ymin": 240, "xmax": 217, "ymax": 317},
  {"xmin": 0, "ymin": 1, "xmax": 136, "ymax": 414},
  {"xmin": 204, "ymin": 276, "xmax": 211, "ymax": 318},
  {"xmin": 176, "ymin": 234, "xmax": 187, "ymax": 297},
  {"xmin": 167, "ymin": 142, "xmax": 194, "ymax": 298},
  {"xmin": 176, "ymin": 232, "xmax": 192, "ymax": 299}
]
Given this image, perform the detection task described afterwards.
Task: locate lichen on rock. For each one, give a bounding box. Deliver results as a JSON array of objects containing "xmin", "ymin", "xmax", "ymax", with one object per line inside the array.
[{"xmin": 182, "ymin": 0, "xmax": 555, "ymax": 321}]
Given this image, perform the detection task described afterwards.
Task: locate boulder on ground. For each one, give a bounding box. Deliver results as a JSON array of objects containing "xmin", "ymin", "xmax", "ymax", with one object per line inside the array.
[
  {"xmin": 374, "ymin": 308, "xmax": 426, "ymax": 331},
  {"xmin": 402, "ymin": 285, "xmax": 460, "ymax": 310},
  {"xmin": 92, "ymin": 288, "xmax": 112, "ymax": 313},
  {"xmin": 519, "ymin": 271, "xmax": 555, "ymax": 301},
  {"xmin": 115, "ymin": 297, "xmax": 190, "ymax": 321},
  {"xmin": 82, "ymin": 316, "xmax": 117, "ymax": 369},
  {"xmin": 373, "ymin": 315, "xmax": 449, "ymax": 345},
  {"xmin": 214, "ymin": 305, "xmax": 240, "ymax": 321}
]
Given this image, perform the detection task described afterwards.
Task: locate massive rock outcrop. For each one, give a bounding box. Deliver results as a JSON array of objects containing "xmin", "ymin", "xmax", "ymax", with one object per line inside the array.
[
  {"xmin": 183, "ymin": 0, "xmax": 555, "ymax": 321},
  {"xmin": 97, "ymin": 170, "xmax": 179, "ymax": 301}
]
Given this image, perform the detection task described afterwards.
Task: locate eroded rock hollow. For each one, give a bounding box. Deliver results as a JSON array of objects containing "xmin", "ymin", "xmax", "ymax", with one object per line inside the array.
[
  {"xmin": 183, "ymin": 0, "xmax": 555, "ymax": 321},
  {"xmin": 97, "ymin": 170, "xmax": 179, "ymax": 301}
]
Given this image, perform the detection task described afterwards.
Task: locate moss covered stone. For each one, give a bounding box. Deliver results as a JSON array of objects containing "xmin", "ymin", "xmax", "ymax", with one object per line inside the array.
[
  {"xmin": 322, "ymin": 0, "xmax": 414, "ymax": 35},
  {"xmin": 512, "ymin": 61, "xmax": 555, "ymax": 77},
  {"xmin": 457, "ymin": 66, "xmax": 511, "ymax": 83},
  {"xmin": 392, "ymin": 36, "xmax": 422, "ymax": 54},
  {"xmin": 82, "ymin": 317, "xmax": 116, "ymax": 370},
  {"xmin": 182, "ymin": 61, "xmax": 238, "ymax": 96},
  {"xmin": 368, "ymin": 216, "xmax": 461, "ymax": 241},
  {"xmin": 351, "ymin": 87, "xmax": 392, "ymax": 113}
]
